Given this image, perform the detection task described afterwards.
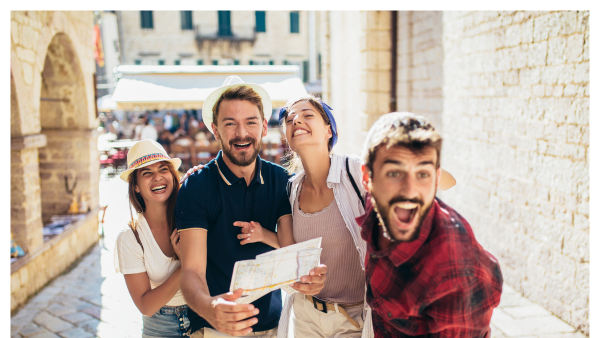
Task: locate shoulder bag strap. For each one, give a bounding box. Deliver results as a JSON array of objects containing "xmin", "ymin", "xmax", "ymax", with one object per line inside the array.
[{"xmin": 346, "ymin": 157, "xmax": 365, "ymax": 209}]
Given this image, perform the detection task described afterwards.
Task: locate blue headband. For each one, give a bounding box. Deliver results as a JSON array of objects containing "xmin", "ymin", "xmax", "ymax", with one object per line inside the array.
[{"xmin": 278, "ymin": 100, "xmax": 338, "ymax": 148}]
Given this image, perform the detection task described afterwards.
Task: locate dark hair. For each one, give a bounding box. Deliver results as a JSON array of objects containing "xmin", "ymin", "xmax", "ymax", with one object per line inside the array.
[
  {"xmin": 212, "ymin": 86, "xmax": 264, "ymax": 126},
  {"xmin": 362, "ymin": 112, "xmax": 442, "ymax": 173},
  {"xmin": 280, "ymin": 94, "xmax": 335, "ymax": 174},
  {"xmin": 128, "ymin": 161, "xmax": 181, "ymax": 260}
]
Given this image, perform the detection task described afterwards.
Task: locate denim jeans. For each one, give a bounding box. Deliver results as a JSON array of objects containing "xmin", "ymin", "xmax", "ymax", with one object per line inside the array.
[{"xmin": 142, "ymin": 305, "xmax": 191, "ymax": 337}]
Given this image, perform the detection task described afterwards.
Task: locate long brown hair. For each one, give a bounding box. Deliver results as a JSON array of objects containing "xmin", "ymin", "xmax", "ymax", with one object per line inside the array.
[
  {"xmin": 128, "ymin": 160, "xmax": 181, "ymax": 260},
  {"xmin": 280, "ymin": 94, "xmax": 335, "ymax": 174}
]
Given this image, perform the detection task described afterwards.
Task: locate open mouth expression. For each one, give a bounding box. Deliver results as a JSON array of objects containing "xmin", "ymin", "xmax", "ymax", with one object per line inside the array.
[{"xmin": 390, "ymin": 201, "xmax": 420, "ymax": 234}]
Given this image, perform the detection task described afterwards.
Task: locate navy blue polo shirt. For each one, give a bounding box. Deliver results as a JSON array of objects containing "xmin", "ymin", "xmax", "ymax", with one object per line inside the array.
[{"xmin": 175, "ymin": 151, "xmax": 292, "ymax": 333}]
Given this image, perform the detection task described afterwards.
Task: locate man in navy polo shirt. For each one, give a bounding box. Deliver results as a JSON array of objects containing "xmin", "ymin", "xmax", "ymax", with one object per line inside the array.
[{"xmin": 176, "ymin": 76, "xmax": 327, "ymax": 337}]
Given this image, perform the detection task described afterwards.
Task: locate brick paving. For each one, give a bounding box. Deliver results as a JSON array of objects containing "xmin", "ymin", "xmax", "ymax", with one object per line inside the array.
[{"xmin": 11, "ymin": 176, "xmax": 587, "ymax": 337}]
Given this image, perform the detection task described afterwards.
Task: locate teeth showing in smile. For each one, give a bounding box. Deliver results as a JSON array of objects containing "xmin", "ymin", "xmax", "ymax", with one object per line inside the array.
[
  {"xmin": 293, "ymin": 129, "xmax": 308, "ymax": 136},
  {"xmin": 151, "ymin": 185, "xmax": 166, "ymax": 191},
  {"xmin": 396, "ymin": 202, "xmax": 419, "ymax": 209},
  {"xmin": 234, "ymin": 143, "xmax": 251, "ymax": 147}
]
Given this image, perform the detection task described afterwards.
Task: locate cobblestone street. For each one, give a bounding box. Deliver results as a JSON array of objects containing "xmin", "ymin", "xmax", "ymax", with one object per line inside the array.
[{"xmin": 11, "ymin": 177, "xmax": 587, "ymax": 338}]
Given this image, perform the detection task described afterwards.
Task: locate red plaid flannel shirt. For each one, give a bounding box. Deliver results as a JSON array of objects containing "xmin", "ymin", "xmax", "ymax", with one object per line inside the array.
[{"xmin": 357, "ymin": 195, "xmax": 503, "ymax": 338}]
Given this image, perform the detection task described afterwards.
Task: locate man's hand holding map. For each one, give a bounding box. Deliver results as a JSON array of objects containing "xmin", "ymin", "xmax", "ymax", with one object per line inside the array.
[{"xmin": 229, "ymin": 238, "xmax": 322, "ymax": 304}]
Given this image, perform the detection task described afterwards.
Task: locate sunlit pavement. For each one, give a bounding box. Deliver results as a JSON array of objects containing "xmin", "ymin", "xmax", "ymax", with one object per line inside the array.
[{"xmin": 11, "ymin": 176, "xmax": 586, "ymax": 337}]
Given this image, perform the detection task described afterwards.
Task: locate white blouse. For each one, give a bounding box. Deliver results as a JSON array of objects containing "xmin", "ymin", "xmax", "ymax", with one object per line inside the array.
[{"xmin": 114, "ymin": 214, "xmax": 186, "ymax": 307}]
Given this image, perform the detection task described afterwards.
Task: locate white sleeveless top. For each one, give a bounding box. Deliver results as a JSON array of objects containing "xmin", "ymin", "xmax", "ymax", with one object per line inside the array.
[{"xmin": 113, "ymin": 214, "xmax": 186, "ymax": 306}]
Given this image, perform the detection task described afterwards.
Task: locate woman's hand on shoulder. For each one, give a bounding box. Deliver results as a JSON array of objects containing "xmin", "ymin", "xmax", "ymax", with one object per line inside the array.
[
  {"xmin": 171, "ymin": 230, "xmax": 181, "ymax": 258},
  {"xmin": 179, "ymin": 164, "xmax": 205, "ymax": 184}
]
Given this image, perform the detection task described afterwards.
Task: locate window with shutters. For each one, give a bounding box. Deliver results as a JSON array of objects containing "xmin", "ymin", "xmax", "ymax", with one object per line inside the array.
[
  {"xmin": 218, "ymin": 11, "xmax": 232, "ymax": 37},
  {"xmin": 234, "ymin": 59, "xmax": 240, "ymax": 65},
  {"xmin": 290, "ymin": 12, "xmax": 299, "ymax": 33},
  {"xmin": 212, "ymin": 60, "xmax": 219, "ymax": 65},
  {"xmin": 303, "ymin": 60, "xmax": 309, "ymax": 83},
  {"xmin": 158, "ymin": 60, "xmax": 165, "ymax": 65},
  {"xmin": 197, "ymin": 59, "xmax": 203, "ymax": 65},
  {"xmin": 255, "ymin": 11, "xmax": 266, "ymax": 32},
  {"xmin": 181, "ymin": 11, "xmax": 193, "ymax": 30},
  {"xmin": 174, "ymin": 60, "xmax": 181, "ymax": 65},
  {"xmin": 134, "ymin": 59, "xmax": 141, "ymax": 65},
  {"xmin": 140, "ymin": 11, "xmax": 153, "ymax": 29}
]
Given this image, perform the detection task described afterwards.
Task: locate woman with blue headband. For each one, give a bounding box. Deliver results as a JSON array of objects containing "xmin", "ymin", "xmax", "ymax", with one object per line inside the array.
[{"xmin": 273, "ymin": 94, "xmax": 373, "ymax": 338}]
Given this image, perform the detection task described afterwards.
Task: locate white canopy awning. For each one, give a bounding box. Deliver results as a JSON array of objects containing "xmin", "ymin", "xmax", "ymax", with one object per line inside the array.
[
  {"xmin": 111, "ymin": 65, "xmax": 308, "ymax": 111},
  {"xmin": 97, "ymin": 94, "xmax": 117, "ymax": 112}
]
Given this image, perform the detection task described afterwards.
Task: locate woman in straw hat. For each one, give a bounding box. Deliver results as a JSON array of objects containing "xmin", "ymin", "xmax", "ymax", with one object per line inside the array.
[{"xmin": 114, "ymin": 139, "xmax": 191, "ymax": 337}]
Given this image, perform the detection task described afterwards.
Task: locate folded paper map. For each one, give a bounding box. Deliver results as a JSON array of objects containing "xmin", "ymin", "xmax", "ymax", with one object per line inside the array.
[{"xmin": 230, "ymin": 237, "xmax": 322, "ymax": 304}]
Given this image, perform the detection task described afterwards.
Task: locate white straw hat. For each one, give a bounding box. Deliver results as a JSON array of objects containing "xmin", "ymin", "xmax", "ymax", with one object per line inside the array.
[
  {"xmin": 202, "ymin": 76, "xmax": 272, "ymax": 135},
  {"xmin": 120, "ymin": 140, "xmax": 182, "ymax": 182}
]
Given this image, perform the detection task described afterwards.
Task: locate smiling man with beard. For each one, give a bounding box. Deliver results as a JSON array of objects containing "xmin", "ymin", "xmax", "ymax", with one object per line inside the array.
[
  {"xmin": 357, "ymin": 112, "xmax": 503, "ymax": 338},
  {"xmin": 175, "ymin": 76, "xmax": 327, "ymax": 337}
]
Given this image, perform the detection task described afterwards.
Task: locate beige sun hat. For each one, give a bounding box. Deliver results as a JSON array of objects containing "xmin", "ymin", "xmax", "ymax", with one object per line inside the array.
[
  {"xmin": 119, "ymin": 139, "xmax": 182, "ymax": 182},
  {"xmin": 439, "ymin": 169, "xmax": 456, "ymax": 191},
  {"xmin": 202, "ymin": 76, "xmax": 272, "ymax": 135}
]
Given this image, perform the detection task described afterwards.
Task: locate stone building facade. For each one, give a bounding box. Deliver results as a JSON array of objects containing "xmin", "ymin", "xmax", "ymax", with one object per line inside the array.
[
  {"xmin": 11, "ymin": 11, "xmax": 100, "ymax": 311},
  {"xmin": 117, "ymin": 11, "xmax": 313, "ymax": 80},
  {"xmin": 321, "ymin": 11, "xmax": 589, "ymax": 334}
]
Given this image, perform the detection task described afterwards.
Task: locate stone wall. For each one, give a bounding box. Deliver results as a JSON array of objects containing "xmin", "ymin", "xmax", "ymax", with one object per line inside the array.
[
  {"xmin": 11, "ymin": 211, "xmax": 100, "ymax": 312},
  {"xmin": 439, "ymin": 11, "xmax": 589, "ymax": 333},
  {"xmin": 11, "ymin": 10, "xmax": 100, "ymax": 310},
  {"xmin": 396, "ymin": 11, "xmax": 444, "ymax": 132},
  {"xmin": 119, "ymin": 11, "xmax": 309, "ymax": 66}
]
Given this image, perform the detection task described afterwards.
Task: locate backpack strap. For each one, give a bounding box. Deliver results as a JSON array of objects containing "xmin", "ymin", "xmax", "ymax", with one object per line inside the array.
[
  {"xmin": 286, "ymin": 179, "xmax": 293, "ymax": 200},
  {"xmin": 346, "ymin": 157, "xmax": 365, "ymax": 209}
]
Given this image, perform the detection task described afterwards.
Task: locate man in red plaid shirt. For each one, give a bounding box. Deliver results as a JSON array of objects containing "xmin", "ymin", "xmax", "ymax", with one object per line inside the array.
[{"xmin": 357, "ymin": 112, "xmax": 503, "ymax": 337}]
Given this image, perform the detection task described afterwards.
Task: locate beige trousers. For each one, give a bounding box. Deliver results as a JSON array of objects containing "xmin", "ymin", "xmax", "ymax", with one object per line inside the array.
[
  {"xmin": 190, "ymin": 327, "xmax": 278, "ymax": 338},
  {"xmin": 292, "ymin": 293, "xmax": 364, "ymax": 338}
]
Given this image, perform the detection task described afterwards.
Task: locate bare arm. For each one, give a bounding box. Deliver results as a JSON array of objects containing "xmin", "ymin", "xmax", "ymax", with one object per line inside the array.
[
  {"xmin": 123, "ymin": 230, "xmax": 182, "ymax": 317},
  {"xmin": 124, "ymin": 268, "xmax": 181, "ymax": 317},
  {"xmin": 276, "ymin": 215, "xmax": 295, "ymax": 247},
  {"xmin": 179, "ymin": 229, "xmax": 259, "ymax": 336},
  {"xmin": 233, "ymin": 214, "xmax": 295, "ymax": 249}
]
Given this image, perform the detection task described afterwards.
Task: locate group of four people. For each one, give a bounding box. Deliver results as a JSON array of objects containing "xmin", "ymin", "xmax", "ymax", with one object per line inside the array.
[{"xmin": 114, "ymin": 76, "xmax": 504, "ymax": 338}]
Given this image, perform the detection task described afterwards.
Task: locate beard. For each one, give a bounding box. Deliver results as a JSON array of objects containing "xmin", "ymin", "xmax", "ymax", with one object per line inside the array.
[
  {"xmin": 371, "ymin": 184, "xmax": 436, "ymax": 243},
  {"xmin": 219, "ymin": 133, "xmax": 262, "ymax": 167}
]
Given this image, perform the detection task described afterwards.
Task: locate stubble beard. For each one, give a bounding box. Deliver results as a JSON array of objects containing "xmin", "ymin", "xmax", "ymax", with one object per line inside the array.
[{"xmin": 219, "ymin": 132, "xmax": 262, "ymax": 167}]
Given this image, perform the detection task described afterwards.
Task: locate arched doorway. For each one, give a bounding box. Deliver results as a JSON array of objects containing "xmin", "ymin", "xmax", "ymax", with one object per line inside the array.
[{"xmin": 38, "ymin": 33, "xmax": 96, "ymax": 224}]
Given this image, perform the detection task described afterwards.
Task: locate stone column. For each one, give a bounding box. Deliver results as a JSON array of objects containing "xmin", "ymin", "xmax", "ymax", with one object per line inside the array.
[
  {"xmin": 11, "ymin": 134, "xmax": 47, "ymax": 253},
  {"xmin": 360, "ymin": 11, "xmax": 392, "ymax": 129}
]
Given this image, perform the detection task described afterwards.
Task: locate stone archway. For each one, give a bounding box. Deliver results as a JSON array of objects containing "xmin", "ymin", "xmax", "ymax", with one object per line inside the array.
[{"xmin": 38, "ymin": 33, "xmax": 97, "ymax": 223}]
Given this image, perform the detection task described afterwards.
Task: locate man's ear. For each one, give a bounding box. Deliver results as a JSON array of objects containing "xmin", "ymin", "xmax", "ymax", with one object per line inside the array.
[
  {"xmin": 262, "ymin": 118, "xmax": 268, "ymax": 137},
  {"xmin": 211, "ymin": 123, "xmax": 220, "ymax": 141},
  {"xmin": 436, "ymin": 167, "xmax": 442, "ymax": 190},
  {"xmin": 361, "ymin": 164, "xmax": 372, "ymax": 192}
]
